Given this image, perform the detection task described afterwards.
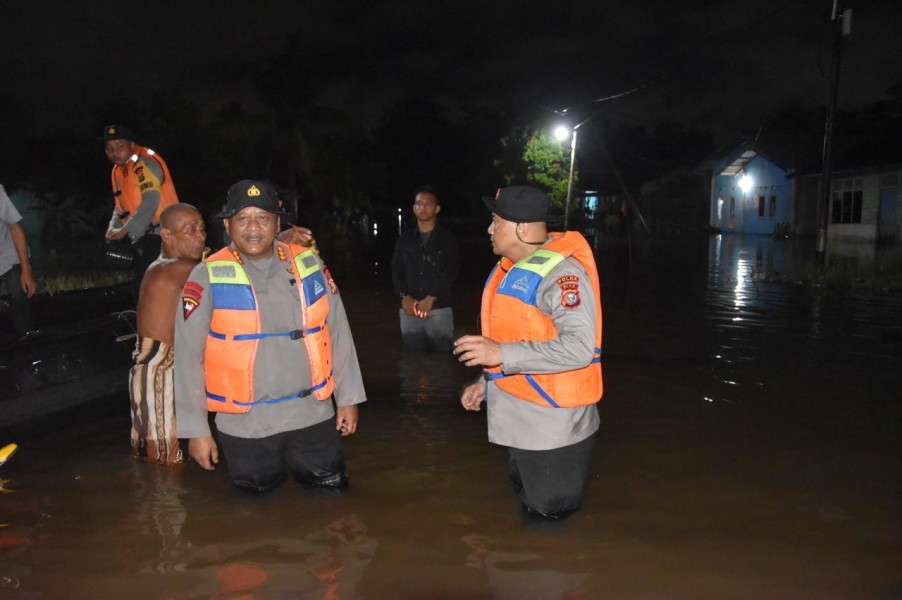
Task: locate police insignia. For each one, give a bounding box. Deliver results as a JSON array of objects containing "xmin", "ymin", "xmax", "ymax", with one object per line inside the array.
[
  {"xmin": 182, "ymin": 281, "xmax": 204, "ymax": 320},
  {"xmin": 556, "ymin": 275, "xmax": 580, "ymax": 309},
  {"xmin": 182, "ymin": 297, "xmax": 199, "ymax": 320},
  {"xmin": 323, "ymin": 265, "xmax": 339, "ymax": 294}
]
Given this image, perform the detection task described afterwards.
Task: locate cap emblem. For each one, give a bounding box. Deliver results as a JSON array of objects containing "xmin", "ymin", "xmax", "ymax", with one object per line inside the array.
[{"xmin": 247, "ymin": 185, "xmax": 261, "ymax": 197}]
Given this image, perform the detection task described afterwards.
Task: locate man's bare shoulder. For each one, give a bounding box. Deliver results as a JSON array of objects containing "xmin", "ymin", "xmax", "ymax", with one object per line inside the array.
[{"xmin": 145, "ymin": 257, "xmax": 201, "ymax": 287}]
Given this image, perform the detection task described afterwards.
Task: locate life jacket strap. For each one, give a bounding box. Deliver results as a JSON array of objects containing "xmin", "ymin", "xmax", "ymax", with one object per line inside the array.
[
  {"xmin": 209, "ymin": 325, "xmax": 323, "ymax": 341},
  {"xmin": 206, "ymin": 371, "xmax": 333, "ymax": 407}
]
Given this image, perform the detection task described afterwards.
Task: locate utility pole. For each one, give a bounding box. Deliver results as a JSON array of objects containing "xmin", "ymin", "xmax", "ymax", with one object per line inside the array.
[
  {"xmin": 564, "ymin": 127, "xmax": 578, "ymax": 230},
  {"xmin": 816, "ymin": 1, "xmax": 851, "ymax": 253}
]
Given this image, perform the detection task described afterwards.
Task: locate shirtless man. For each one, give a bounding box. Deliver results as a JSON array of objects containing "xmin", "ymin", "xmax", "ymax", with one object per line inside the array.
[
  {"xmin": 129, "ymin": 203, "xmax": 206, "ymax": 464},
  {"xmin": 129, "ymin": 203, "xmax": 315, "ymax": 465}
]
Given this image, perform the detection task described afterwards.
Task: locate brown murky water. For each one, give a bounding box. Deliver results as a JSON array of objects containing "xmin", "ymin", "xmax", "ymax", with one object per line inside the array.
[{"xmin": 2, "ymin": 234, "xmax": 901, "ymax": 599}]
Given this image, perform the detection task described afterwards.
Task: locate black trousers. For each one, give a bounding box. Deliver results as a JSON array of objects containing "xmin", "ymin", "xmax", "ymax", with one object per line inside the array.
[
  {"xmin": 508, "ymin": 433, "xmax": 596, "ymax": 519},
  {"xmin": 218, "ymin": 418, "xmax": 347, "ymax": 493}
]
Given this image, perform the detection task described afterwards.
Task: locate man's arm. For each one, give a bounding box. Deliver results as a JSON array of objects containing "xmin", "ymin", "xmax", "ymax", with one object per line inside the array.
[
  {"xmin": 9, "ymin": 222, "xmax": 36, "ymax": 297},
  {"xmin": 173, "ymin": 263, "xmax": 216, "ymax": 441},
  {"xmin": 323, "ymin": 260, "xmax": 367, "ymax": 413},
  {"xmin": 499, "ymin": 260, "xmax": 597, "ymax": 375},
  {"xmin": 125, "ymin": 157, "xmax": 164, "ymax": 241}
]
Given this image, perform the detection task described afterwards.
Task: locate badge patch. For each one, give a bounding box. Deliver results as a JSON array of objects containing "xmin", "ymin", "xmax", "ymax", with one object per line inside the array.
[
  {"xmin": 556, "ymin": 275, "xmax": 581, "ymax": 309},
  {"xmin": 182, "ymin": 296, "xmax": 199, "ymax": 320},
  {"xmin": 182, "ymin": 281, "xmax": 204, "ymax": 320},
  {"xmin": 322, "ymin": 265, "xmax": 339, "ymax": 294}
]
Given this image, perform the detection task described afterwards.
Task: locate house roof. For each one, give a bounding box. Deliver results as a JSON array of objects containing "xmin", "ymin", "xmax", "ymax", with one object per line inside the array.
[{"xmin": 718, "ymin": 149, "xmax": 759, "ymax": 177}]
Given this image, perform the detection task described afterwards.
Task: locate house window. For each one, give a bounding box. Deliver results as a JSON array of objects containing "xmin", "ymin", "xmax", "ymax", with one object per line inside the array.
[
  {"xmin": 831, "ymin": 178, "xmax": 863, "ymax": 224},
  {"xmin": 757, "ymin": 196, "xmax": 765, "ymax": 218},
  {"xmin": 769, "ymin": 196, "xmax": 776, "ymax": 218},
  {"xmin": 729, "ymin": 196, "xmax": 735, "ymax": 218}
]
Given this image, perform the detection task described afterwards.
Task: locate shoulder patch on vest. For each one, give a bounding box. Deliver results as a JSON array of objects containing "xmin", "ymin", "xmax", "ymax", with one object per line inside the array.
[
  {"xmin": 556, "ymin": 275, "xmax": 581, "ymax": 309},
  {"xmin": 322, "ymin": 264, "xmax": 339, "ymax": 294},
  {"xmin": 182, "ymin": 281, "xmax": 204, "ymax": 320},
  {"xmin": 182, "ymin": 296, "xmax": 199, "ymax": 320}
]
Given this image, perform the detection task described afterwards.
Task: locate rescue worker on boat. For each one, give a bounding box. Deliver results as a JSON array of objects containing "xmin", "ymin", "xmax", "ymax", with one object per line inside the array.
[
  {"xmin": 454, "ymin": 185, "xmax": 603, "ymax": 519},
  {"xmin": 101, "ymin": 124, "xmax": 179, "ymax": 296},
  {"xmin": 173, "ymin": 179, "xmax": 366, "ymax": 493}
]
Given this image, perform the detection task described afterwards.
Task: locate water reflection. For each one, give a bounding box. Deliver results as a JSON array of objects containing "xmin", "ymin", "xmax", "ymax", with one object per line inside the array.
[{"xmin": 2, "ymin": 234, "xmax": 900, "ymax": 598}]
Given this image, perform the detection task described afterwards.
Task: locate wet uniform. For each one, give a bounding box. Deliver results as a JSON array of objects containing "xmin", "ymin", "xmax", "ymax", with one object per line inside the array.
[
  {"xmin": 485, "ymin": 252, "xmax": 600, "ymax": 517},
  {"xmin": 174, "ymin": 244, "xmax": 366, "ymax": 491}
]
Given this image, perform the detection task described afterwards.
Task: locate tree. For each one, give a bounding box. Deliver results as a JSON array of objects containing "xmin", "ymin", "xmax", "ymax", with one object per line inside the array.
[
  {"xmin": 522, "ymin": 130, "xmax": 574, "ymax": 208},
  {"xmin": 497, "ymin": 128, "xmax": 575, "ymax": 209}
]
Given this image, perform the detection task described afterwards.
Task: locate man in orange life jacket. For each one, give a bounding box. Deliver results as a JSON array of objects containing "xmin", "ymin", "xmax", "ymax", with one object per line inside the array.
[
  {"xmin": 173, "ymin": 180, "xmax": 366, "ymax": 493},
  {"xmin": 101, "ymin": 124, "xmax": 179, "ymax": 296},
  {"xmin": 454, "ymin": 186, "xmax": 603, "ymax": 519}
]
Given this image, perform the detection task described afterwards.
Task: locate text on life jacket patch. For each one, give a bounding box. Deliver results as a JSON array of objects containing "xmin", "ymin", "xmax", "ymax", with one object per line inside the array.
[
  {"xmin": 556, "ymin": 275, "xmax": 581, "ymax": 309},
  {"xmin": 211, "ymin": 265, "xmax": 236, "ymax": 278},
  {"xmin": 182, "ymin": 281, "xmax": 204, "ymax": 320}
]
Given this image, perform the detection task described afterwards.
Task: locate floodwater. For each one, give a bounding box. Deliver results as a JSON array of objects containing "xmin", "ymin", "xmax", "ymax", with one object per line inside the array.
[{"xmin": 2, "ymin": 233, "xmax": 901, "ymax": 599}]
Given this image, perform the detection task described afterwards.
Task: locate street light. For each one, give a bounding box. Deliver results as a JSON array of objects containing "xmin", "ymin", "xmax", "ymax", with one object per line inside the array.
[{"xmin": 555, "ymin": 124, "xmax": 579, "ymax": 229}]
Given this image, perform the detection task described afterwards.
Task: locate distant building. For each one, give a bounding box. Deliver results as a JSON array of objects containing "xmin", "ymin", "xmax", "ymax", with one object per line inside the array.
[
  {"xmin": 707, "ymin": 141, "xmax": 901, "ymax": 242},
  {"xmin": 709, "ymin": 147, "xmax": 793, "ymax": 236},
  {"xmin": 793, "ymin": 163, "xmax": 901, "ymax": 242}
]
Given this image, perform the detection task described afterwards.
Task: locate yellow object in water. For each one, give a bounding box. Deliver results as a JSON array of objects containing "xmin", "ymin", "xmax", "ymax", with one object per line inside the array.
[{"xmin": 0, "ymin": 443, "xmax": 18, "ymax": 467}]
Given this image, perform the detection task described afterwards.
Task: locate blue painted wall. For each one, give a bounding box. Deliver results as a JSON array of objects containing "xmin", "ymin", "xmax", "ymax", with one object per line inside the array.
[{"xmin": 711, "ymin": 154, "xmax": 793, "ymax": 235}]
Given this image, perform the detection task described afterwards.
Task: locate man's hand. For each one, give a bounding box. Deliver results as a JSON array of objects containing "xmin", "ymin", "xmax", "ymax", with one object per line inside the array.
[
  {"xmin": 19, "ymin": 267, "xmax": 36, "ymax": 298},
  {"xmin": 336, "ymin": 405, "xmax": 359, "ymax": 437},
  {"xmin": 415, "ymin": 295, "xmax": 435, "ymax": 318},
  {"xmin": 401, "ymin": 294, "xmax": 418, "ymax": 317},
  {"xmin": 105, "ymin": 224, "xmax": 129, "ymax": 242},
  {"xmin": 278, "ymin": 225, "xmax": 315, "ymax": 247},
  {"xmin": 453, "ymin": 335, "xmax": 503, "ymax": 368},
  {"xmin": 188, "ymin": 437, "xmax": 219, "ymax": 471},
  {"xmin": 460, "ymin": 380, "xmax": 486, "ymax": 411}
]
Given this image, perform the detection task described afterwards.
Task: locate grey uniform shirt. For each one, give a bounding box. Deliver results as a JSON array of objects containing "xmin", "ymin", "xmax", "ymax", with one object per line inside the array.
[
  {"xmin": 487, "ymin": 255, "xmax": 600, "ymax": 451},
  {"xmin": 174, "ymin": 245, "xmax": 367, "ymax": 439},
  {"xmin": 0, "ymin": 184, "xmax": 24, "ymax": 276}
]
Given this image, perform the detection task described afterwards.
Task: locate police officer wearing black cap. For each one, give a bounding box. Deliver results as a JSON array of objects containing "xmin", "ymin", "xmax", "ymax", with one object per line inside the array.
[
  {"xmin": 454, "ymin": 185, "xmax": 604, "ymax": 519},
  {"xmin": 174, "ymin": 179, "xmax": 366, "ymax": 494},
  {"xmin": 101, "ymin": 124, "xmax": 180, "ymax": 297}
]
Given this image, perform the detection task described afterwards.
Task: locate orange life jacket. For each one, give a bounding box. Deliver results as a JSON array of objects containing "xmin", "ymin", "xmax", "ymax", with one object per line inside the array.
[
  {"xmin": 110, "ymin": 144, "xmax": 178, "ymax": 222},
  {"xmin": 203, "ymin": 243, "xmax": 334, "ymax": 413},
  {"xmin": 481, "ymin": 231, "xmax": 603, "ymax": 408}
]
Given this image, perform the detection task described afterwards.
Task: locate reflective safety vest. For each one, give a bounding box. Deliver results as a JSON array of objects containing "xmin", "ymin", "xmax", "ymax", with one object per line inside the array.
[
  {"xmin": 481, "ymin": 231, "xmax": 603, "ymax": 408},
  {"xmin": 203, "ymin": 243, "xmax": 334, "ymax": 413},
  {"xmin": 110, "ymin": 144, "xmax": 178, "ymax": 223}
]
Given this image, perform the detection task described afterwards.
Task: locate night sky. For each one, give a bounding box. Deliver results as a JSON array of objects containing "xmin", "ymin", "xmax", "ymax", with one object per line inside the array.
[{"xmin": 4, "ymin": 0, "xmax": 899, "ymax": 135}]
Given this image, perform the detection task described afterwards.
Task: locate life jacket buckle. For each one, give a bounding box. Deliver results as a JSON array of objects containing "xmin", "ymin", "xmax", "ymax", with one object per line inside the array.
[{"xmin": 290, "ymin": 329, "xmax": 304, "ymax": 340}]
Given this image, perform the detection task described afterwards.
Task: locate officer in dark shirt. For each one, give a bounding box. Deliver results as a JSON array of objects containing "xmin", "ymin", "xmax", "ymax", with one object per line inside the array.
[{"xmin": 390, "ymin": 186, "xmax": 460, "ymax": 352}]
